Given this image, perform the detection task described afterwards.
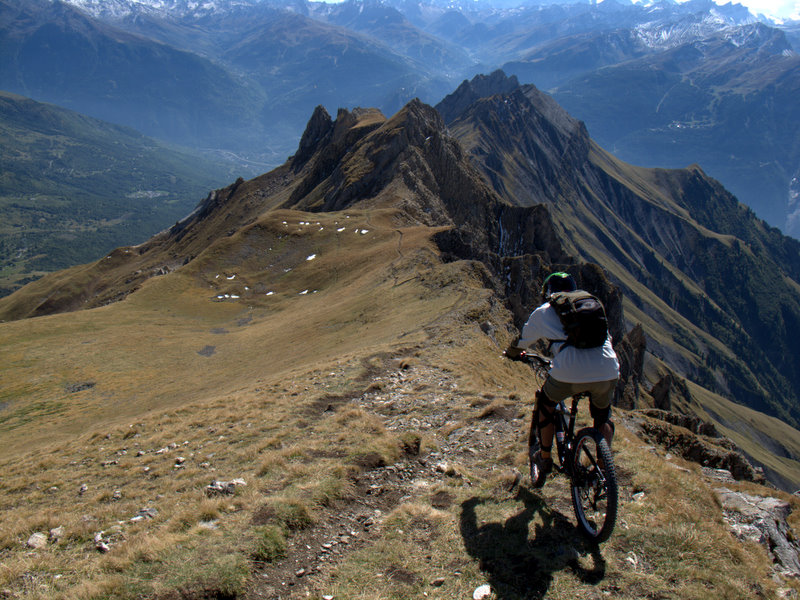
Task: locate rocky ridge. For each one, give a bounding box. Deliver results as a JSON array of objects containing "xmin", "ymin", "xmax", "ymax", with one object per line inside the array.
[
  {"xmin": 437, "ymin": 71, "xmax": 800, "ymax": 445},
  {"xmin": 14, "ymin": 348, "xmax": 799, "ymax": 599}
]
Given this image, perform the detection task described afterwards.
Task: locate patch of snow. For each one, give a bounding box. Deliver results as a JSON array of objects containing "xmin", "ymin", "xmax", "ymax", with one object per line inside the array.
[
  {"xmin": 265, "ymin": 291, "xmax": 274, "ymax": 296},
  {"xmin": 337, "ymin": 227, "xmax": 346, "ymax": 232},
  {"xmin": 299, "ymin": 289, "xmax": 309, "ymax": 295},
  {"xmin": 306, "ymin": 254, "xmax": 317, "ymax": 261},
  {"xmin": 226, "ymin": 274, "xmax": 236, "ymax": 280}
]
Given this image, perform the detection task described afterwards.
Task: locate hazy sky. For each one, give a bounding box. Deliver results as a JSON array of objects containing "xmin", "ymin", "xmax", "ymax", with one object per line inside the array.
[
  {"xmin": 313, "ymin": 0, "xmax": 800, "ymax": 21},
  {"xmin": 735, "ymin": 0, "xmax": 800, "ymax": 18},
  {"xmin": 642, "ymin": 0, "xmax": 800, "ymax": 19}
]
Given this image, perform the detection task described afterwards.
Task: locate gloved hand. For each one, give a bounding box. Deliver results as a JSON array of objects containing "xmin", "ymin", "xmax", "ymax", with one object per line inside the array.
[{"xmin": 504, "ymin": 345, "xmax": 524, "ymax": 360}]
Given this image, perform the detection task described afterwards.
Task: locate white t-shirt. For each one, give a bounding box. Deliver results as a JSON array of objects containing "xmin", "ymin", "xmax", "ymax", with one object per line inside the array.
[{"xmin": 517, "ymin": 301, "xmax": 620, "ymax": 384}]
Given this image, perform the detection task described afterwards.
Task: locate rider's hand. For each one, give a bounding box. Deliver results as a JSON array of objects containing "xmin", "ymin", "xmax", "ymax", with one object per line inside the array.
[{"xmin": 504, "ymin": 345, "xmax": 524, "ymax": 360}]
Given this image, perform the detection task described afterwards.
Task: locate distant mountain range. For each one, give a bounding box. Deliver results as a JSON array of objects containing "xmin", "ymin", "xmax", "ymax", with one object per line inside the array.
[
  {"xmin": 520, "ymin": 22, "xmax": 800, "ymax": 235},
  {"xmin": 2, "ymin": 0, "xmax": 799, "ymax": 237}
]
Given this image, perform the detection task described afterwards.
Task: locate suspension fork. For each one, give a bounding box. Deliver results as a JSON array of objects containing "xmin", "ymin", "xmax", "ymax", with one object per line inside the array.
[{"xmin": 560, "ymin": 396, "xmax": 582, "ymax": 473}]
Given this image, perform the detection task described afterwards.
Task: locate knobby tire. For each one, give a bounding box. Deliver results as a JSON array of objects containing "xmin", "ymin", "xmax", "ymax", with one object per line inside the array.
[
  {"xmin": 528, "ymin": 435, "xmax": 545, "ymax": 487},
  {"xmin": 570, "ymin": 427, "xmax": 618, "ymax": 543}
]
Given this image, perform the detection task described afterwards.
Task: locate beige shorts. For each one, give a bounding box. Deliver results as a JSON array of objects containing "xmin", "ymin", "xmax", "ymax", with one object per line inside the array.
[{"xmin": 542, "ymin": 376, "xmax": 618, "ymax": 409}]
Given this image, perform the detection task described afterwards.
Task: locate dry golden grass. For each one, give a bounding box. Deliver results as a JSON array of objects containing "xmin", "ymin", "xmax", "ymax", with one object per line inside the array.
[
  {"xmin": 0, "ymin": 208, "xmax": 446, "ymax": 455},
  {"xmin": 0, "ymin": 207, "xmax": 460, "ymax": 597},
  {"xmin": 305, "ymin": 414, "xmax": 789, "ymax": 600},
  {"xmin": 1, "ymin": 205, "xmax": 797, "ymax": 599}
]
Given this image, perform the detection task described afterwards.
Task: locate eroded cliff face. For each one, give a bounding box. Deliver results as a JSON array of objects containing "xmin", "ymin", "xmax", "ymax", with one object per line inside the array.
[
  {"xmin": 437, "ymin": 70, "xmax": 800, "ymax": 431},
  {"xmin": 241, "ymin": 95, "xmax": 639, "ymax": 401},
  {"xmin": 282, "ymin": 98, "xmax": 578, "ymax": 301}
]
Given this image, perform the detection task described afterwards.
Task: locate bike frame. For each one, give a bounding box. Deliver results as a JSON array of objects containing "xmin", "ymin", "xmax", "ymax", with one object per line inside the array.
[
  {"xmin": 512, "ymin": 349, "xmax": 618, "ymax": 541},
  {"xmin": 551, "ymin": 393, "xmax": 588, "ymax": 475},
  {"xmin": 519, "ymin": 351, "xmax": 592, "ymax": 474}
]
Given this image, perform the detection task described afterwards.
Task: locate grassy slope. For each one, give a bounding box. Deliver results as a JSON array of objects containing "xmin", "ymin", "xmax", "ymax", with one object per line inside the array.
[
  {"xmin": 683, "ymin": 380, "xmax": 800, "ymax": 492},
  {"xmin": 1, "ymin": 205, "xmax": 798, "ymax": 598},
  {"xmin": 0, "ymin": 208, "xmax": 448, "ymax": 454}
]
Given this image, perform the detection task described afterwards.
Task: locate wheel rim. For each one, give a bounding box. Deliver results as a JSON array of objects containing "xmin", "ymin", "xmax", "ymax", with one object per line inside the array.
[{"xmin": 571, "ymin": 434, "xmax": 611, "ymax": 538}]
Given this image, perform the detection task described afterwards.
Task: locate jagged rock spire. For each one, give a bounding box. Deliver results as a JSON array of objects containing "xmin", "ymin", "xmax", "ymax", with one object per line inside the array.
[{"xmin": 291, "ymin": 105, "xmax": 334, "ymax": 170}]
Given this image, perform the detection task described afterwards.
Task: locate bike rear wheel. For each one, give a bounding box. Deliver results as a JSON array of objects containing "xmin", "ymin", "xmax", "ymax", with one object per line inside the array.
[{"xmin": 570, "ymin": 427, "xmax": 618, "ymax": 543}]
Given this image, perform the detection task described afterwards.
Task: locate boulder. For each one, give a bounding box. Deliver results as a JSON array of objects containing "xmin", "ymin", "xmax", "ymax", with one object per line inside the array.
[{"xmin": 205, "ymin": 478, "xmax": 246, "ymax": 496}]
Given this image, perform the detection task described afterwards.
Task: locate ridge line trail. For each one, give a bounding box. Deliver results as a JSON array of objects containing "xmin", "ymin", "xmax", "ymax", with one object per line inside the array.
[
  {"xmin": 350, "ymin": 356, "xmax": 578, "ymax": 517},
  {"xmin": 253, "ymin": 354, "xmax": 590, "ymax": 598}
]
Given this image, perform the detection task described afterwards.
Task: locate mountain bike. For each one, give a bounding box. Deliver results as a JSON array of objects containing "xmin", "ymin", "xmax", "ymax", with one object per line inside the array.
[{"xmin": 515, "ymin": 351, "xmax": 618, "ymax": 543}]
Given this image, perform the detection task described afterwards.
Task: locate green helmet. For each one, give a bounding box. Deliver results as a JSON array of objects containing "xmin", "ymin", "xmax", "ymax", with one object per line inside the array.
[{"xmin": 541, "ymin": 271, "xmax": 576, "ymax": 299}]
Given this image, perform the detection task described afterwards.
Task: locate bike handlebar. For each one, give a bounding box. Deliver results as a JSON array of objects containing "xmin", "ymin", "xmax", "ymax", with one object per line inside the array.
[
  {"xmin": 504, "ymin": 349, "xmax": 552, "ymax": 367},
  {"xmin": 521, "ymin": 351, "xmax": 551, "ymax": 367}
]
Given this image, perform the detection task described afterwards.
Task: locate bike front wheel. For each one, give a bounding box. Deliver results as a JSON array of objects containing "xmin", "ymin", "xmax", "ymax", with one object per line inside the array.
[{"xmin": 570, "ymin": 427, "xmax": 618, "ymax": 543}]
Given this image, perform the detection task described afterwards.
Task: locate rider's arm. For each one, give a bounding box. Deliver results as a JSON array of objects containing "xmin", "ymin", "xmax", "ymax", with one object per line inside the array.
[
  {"xmin": 516, "ymin": 303, "xmax": 554, "ymax": 349},
  {"xmin": 506, "ymin": 304, "xmax": 546, "ymax": 358}
]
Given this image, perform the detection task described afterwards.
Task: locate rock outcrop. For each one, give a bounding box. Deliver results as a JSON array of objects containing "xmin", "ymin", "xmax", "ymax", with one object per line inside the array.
[
  {"xmin": 625, "ymin": 410, "xmax": 765, "ymax": 485},
  {"xmin": 717, "ymin": 488, "xmax": 800, "ymax": 577}
]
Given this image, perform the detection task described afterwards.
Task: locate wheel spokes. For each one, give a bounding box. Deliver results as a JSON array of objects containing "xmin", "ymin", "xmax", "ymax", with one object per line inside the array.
[{"xmin": 574, "ymin": 437, "xmax": 609, "ymax": 532}]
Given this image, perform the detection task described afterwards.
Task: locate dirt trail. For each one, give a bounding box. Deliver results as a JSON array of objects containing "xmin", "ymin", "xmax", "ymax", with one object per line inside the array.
[{"xmin": 247, "ymin": 353, "xmax": 625, "ymax": 599}]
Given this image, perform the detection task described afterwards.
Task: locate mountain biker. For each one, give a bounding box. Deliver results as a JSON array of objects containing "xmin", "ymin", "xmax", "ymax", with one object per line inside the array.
[{"xmin": 505, "ymin": 271, "xmax": 619, "ymax": 487}]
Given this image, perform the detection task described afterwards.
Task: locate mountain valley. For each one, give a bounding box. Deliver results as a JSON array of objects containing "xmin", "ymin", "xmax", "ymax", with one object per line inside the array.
[
  {"xmin": 2, "ymin": 2, "xmax": 800, "ymax": 598},
  {"xmin": 0, "ymin": 91, "xmax": 242, "ymax": 297},
  {"xmin": 3, "ymin": 0, "xmax": 799, "ymax": 236}
]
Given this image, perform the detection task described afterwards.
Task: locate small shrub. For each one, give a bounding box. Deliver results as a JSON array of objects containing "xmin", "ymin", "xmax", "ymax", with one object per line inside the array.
[
  {"xmin": 170, "ymin": 507, "xmax": 200, "ymax": 532},
  {"xmin": 257, "ymin": 450, "xmax": 287, "ymax": 477},
  {"xmin": 399, "ymin": 432, "xmax": 423, "ymax": 456},
  {"xmin": 251, "ymin": 525, "xmax": 286, "ymax": 562},
  {"xmin": 276, "ymin": 500, "xmax": 314, "ymax": 531},
  {"xmin": 201, "ymin": 553, "xmax": 250, "ymax": 596},
  {"xmin": 198, "ymin": 499, "xmax": 223, "ymax": 522},
  {"xmin": 253, "ymin": 499, "xmax": 314, "ymax": 531},
  {"xmin": 311, "ymin": 474, "xmax": 353, "ymax": 507}
]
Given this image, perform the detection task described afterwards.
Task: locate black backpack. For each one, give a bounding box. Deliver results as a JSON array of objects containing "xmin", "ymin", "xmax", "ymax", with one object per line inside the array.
[{"xmin": 549, "ymin": 290, "xmax": 608, "ymax": 349}]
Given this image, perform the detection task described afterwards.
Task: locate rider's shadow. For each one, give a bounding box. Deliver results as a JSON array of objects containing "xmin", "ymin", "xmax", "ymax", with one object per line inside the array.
[{"xmin": 460, "ymin": 487, "xmax": 606, "ymax": 599}]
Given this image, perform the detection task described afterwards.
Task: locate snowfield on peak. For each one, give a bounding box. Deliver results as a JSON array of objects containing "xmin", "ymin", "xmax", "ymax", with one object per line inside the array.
[{"xmin": 60, "ymin": 0, "xmax": 265, "ymax": 19}]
